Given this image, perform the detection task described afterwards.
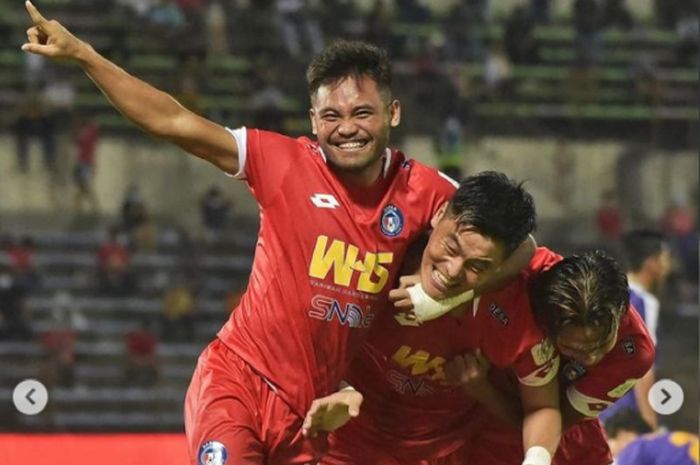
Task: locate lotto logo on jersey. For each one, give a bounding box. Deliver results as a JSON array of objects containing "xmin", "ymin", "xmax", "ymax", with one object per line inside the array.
[
  {"xmin": 308, "ymin": 295, "xmax": 374, "ymax": 328},
  {"xmin": 308, "ymin": 235, "xmax": 394, "ymax": 294},
  {"xmin": 392, "ymin": 345, "xmax": 445, "ymax": 381}
]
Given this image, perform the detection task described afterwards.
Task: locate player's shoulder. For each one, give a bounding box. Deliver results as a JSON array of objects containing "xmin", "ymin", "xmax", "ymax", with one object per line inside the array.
[
  {"xmin": 526, "ymin": 246, "xmax": 564, "ymax": 276},
  {"xmin": 247, "ymin": 129, "xmax": 320, "ymax": 154},
  {"xmin": 477, "ymin": 277, "xmax": 541, "ymax": 343},
  {"xmin": 394, "ymin": 150, "xmax": 459, "ymax": 191}
]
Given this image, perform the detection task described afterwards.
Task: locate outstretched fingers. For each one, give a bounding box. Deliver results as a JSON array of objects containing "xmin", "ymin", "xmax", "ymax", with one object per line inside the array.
[{"xmin": 25, "ymin": 1, "xmax": 48, "ymax": 27}]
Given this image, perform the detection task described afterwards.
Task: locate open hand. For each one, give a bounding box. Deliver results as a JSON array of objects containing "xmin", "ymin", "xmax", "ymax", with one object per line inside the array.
[
  {"xmin": 302, "ymin": 389, "xmax": 363, "ymax": 437},
  {"xmin": 22, "ymin": 1, "xmax": 87, "ymax": 60}
]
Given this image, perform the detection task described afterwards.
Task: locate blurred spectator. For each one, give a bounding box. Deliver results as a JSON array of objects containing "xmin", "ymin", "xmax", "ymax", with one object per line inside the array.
[
  {"xmin": 121, "ymin": 185, "xmax": 158, "ymax": 251},
  {"xmin": 96, "ymin": 227, "xmax": 133, "ymax": 295},
  {"xmin": 14, "ymin": 92, "xmax": 55, "ymax": 173},
  {"xmin": 573, "ymin": 0, "xmax": 603, "ymax": 67},
  {"xmin": 433, "ymin": 113, "xmax": 464, "ymax": 182},
  {"xmin": 364, "ymin": 0, "xmax": 393, "ymax": 48},
  {"xmin": 0, "ymin": 265, "xmax": 32, "ymax": 341},
  {"xmin": 116, "ymin": 0, "xmax": 155, "ymax": 18},
  {"xmin": 530, "ymin": 0, "xmax": 551, "ymax": 25},
  {"xmin": 73, "ymin": 116, "xmax": 100, "ymax": 214},
  {"xmin": 607, "ymin": 411, "xmax": 699, "ymax": 465},
  {"xmin": 275, "ymin": 0, "xmax": 324, "ymax": 59},
  {"xmin": 675, "ymin": 8, "xmax": 699, "ymax": 67},
  {"xmin": 42, "ymin": 68, "xmax": 77, "ymax": 170},
  {"xmin": 661, "ymin": 195, "xmax": 698, "ymax": 281},
  {"xmin": 200, "ymin": 186, "xmax": 232, "ymax": 236},
  {"xmin": 161, "ymin": 278, "xmax": 196, "ymax": 342},
  {"xmin": 630, "ymin": 55, "xmax": 666, "ymax": 106},
  {"xmin": 176, "ymin": 57, "xmax": 205, "ymax": 115},
  {"xmin": 601, "ymin": 0, "xmax": 634, "ymax": 30},
  {"xmin": 397, "ymin": 0, "xmax": 432, "ymax": 24},
  {"xmin": 40, "ymin": 291, "xmax": 87, "ymax": 389},
  {"xmin": 551, "ymin": 138, "xmax": 576, "ymax": 208},
  {"xmin": 595, "ymin": 189, "xmax": 623, "ymax": 240},
  {"xmin": 205, "ymin": 0, "xmax": 228, "ymax": 57},
  {"xmin": 124, "ymin": 318, "xmax": 159, "ymax": 386},
  {"xmin": 504, "ymin": 5, "xmax": 539, "ymax": 64},
  {"xmin": 148, "ymin": 0, "xmax": 186, "ymax": 29},
  {"xmin": 251, "ymin": 67, "xmax": 289, "ymax": 133},
  {"xmin": 3, "ymin": 235, "xmax": 41, "ymax": 292},
  {"xmin": 483, "ymin": 42, "xmax": 513, "ymax": 99},
  {"xmin": 600, "ymin": 230, "xmax": 671, "ymax": 430}
]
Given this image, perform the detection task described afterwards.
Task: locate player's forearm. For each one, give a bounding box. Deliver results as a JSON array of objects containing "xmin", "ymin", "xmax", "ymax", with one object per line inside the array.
[
  {"xmin": 522, "ymin": 407, "xmax": 561, "ymax": 457},
  {"xmin": 634, "ymin": 369, "xmax": 658, "ymax": 430},
  {"xmin": 475, "ymin": 235, "xmax": 536, "ymax": 295},
  {"xmin": 78, "ymin": 43, "xmax": 190, "ymax": 139},
  {"xmin": 467, "ymin": 381, "xmax": 523, "ymax": 428}
]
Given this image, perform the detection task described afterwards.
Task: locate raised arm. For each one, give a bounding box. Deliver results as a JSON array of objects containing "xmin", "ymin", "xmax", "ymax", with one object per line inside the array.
[{"xmin": 21, "ymin": 1, "xmax": 238, "ymax": 174}]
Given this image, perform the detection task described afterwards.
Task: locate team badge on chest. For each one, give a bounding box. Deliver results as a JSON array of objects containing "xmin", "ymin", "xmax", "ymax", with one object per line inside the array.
[{"xmin": 380, "ymin": 204, "xmax": 404, "ymax": 237}]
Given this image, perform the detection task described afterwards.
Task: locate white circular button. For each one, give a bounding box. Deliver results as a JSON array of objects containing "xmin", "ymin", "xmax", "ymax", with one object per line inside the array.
[
  {"xmin": 13, "ymin": 379, "xmax": 48, "ymax": 415},
  {"xmin": 648, "ymin": 379, "xmax": 684, "ymax": 415}
]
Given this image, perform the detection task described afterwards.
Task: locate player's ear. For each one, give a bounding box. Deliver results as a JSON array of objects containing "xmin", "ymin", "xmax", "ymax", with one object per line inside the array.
[
  {"xmin": 389, "ymin": 99, "xmax": 401, "ymax": 128},
  {"xmin": 430, "ymin": 202, "xmax": 448, "ymax": 229},
  {"xmin": 309, "ymin": 108, "xmax": 318, "ymax": 136}
]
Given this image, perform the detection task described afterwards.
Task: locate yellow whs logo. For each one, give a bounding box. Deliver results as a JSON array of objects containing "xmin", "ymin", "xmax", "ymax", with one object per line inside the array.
[
  {"xmin": 392, "ymin": 345, "xmax": 445, "ymax": 380},
  {"xmin": 309, "ymin": 235, "xmax": 393, "ymax": 294}
]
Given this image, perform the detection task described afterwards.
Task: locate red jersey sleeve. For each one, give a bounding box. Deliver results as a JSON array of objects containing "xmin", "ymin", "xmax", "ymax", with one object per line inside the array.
[
  {"xmin": 525, "ymin": 246, "xmax": 563, "ymax": 276},
  {"xmin": 513, "ymin": 339, "xmax": 561, "ymax": 387},
  {"xmin": 566, "ymin": 309, "xmax": 655, "ymax": 417},
  {"xmin": 228, "ymin": 127, "xmax": 309, "ymax": 206},
  {"xmin": 475, "ymin": 278, "xmax": 560, "ymax": 387}
]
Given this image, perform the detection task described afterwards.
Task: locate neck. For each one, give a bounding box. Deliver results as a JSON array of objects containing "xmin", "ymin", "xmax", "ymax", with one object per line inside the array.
[
  {"xmin": 334, "ymin": 157, "xmax": 384, "ymax": 188},
  {"xmin": 627, "ymin": 271, "xmax": 653, "ymax": 292}
]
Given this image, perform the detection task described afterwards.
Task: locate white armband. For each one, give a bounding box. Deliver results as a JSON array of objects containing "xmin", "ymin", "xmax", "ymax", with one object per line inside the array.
[
  {"xmin": 407, "ymin": 283, "xmax": 474, "ymax": 324},
  {"xmin": 522, "ymin": 446, "xmax": 552, "ymax": 465}
]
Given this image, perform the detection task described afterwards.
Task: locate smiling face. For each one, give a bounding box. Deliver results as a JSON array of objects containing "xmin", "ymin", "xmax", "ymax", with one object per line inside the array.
[
  {"xmin": 309, "ymin": 75, "xmax": 400, "ymax": 185},
  {"xmin": 556, "ymin": 323, "xmax": 618, "ymax": 367},
  {"xmin": 419, "ymin": 203, "xmax": 506, "ymax": 300}
]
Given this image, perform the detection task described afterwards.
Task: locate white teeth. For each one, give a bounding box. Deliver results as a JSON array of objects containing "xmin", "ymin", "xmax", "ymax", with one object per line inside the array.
[
  {"xmin": 338, "ymin": 141, "xmax": 366, "ymax": 149},
  {"xmin": 432, "ymin": 269, "xmax": 453, "ymax": 288}
]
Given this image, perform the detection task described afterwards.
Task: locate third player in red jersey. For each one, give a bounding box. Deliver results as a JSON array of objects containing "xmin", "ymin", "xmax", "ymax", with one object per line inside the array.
[{"xmin": 462, "ymin": 250, "xmax": 655, "ymax": 465}]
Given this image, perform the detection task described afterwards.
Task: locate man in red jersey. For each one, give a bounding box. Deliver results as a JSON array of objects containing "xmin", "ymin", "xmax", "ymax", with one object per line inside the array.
[
  {"xmin": 22, "ymin": 4, "xmax": 534, "ymax": 464},
  {"xmin": 452, "ymin": 251, "xmax": 655, "ymax": 465},
  {"xmin": 304, "ymin": 186, "xmax": 564, "ymax": 465}
]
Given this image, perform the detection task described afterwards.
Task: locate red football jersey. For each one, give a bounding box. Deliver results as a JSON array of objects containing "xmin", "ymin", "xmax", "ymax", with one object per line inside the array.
[
  {"xmin": 562, "ymin": 306, "xmax": 655, "ymax": 418},
  {"xmin": 338, "ymin": 260, "xmax": 559, "ymax": 460},
  {"xmin": 216, "ymin": 128, "xmax": 456, "ymax": 416}
]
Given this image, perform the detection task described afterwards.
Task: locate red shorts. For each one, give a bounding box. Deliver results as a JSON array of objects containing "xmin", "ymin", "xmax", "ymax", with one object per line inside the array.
[
  {"xmin": 185, "ymin": 338, "xmax": 327, "ymax": 465},
  {"xmin": 321, "ymin": 411, "xmax": 475, "ymax": 465},
  {"xmin": 554, "ymin": 419, "xmax": 613, "ymax": 465},
  {"xmin": 467, "ymin": 413, "xmax": 612, "ymax": 465}
]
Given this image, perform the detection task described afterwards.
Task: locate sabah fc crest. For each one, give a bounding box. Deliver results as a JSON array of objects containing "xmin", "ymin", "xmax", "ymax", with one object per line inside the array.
[
  {"xmin": 380, "ymin": 204, "xmax": 404, "ymax": 237},
  {"xmin": 199, "ymin": 440, "xmax": 227, "ymax": 465}
]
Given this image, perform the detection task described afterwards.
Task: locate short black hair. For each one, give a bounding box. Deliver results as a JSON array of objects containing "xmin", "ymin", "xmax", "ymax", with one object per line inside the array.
[
  {"xmin": 604, "ymin": 409, "xmax": 653, "ymax": 438},
  {"xmin": 306, "ymin": 40, "xmax": 392, "ymax": 100},
  {"xmin": 531, "ymin": 251, "xmax": 630, "ymax": 342},
  {"xmin": 448, "ymin": 171, "xmax": 536, "ymax": 257},
  {"xmin": 622, "ymin": 229, "xmax": 668, "ymax": 272}
]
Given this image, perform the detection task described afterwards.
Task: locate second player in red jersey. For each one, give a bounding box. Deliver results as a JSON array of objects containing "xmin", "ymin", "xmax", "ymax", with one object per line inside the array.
[{"xmin": 308, "ymin": 178, "xmax": 562, "ymax": 465}]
